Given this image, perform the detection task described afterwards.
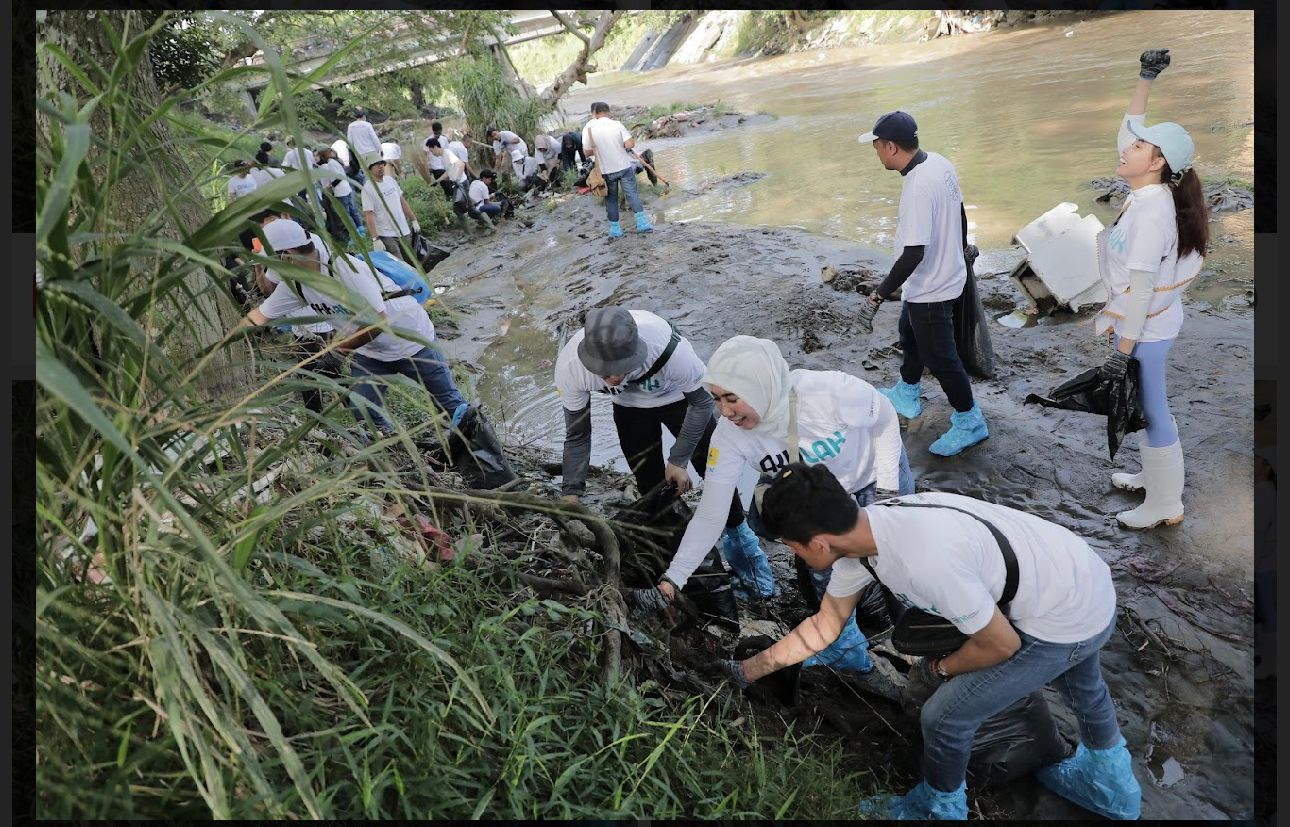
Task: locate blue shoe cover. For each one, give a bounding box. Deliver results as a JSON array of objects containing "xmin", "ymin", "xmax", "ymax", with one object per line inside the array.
[
  {"xmin": 721, "ymin": 520, "xmax": 777, "ymax": 598},
  {"xmin": 879, "ymin": 380, "xmax": 923, "ymax": 419},
  {"xmin": 608, "ymin": 220, "xmax": 624, "ymax": 239},
  {"xmin": 859, "ymin": 780, "xmax": 968, "ymax": 820},
  {"xmin": 635, "ymin": 212, "xmax": 653, "ymax": 233},
  {"xmin": 451, "ymin": 402, "xmax": 471, "ymax": 428},
  {"xmin": 803, "ymin": 611, "xmax": 873, "ymax": 673},
  {"xmin": 1036, "ymin": 739, "xmax": 1142, "ymax": 820},
  {"xmin": 929, "ymin": 404, "xmax": 989, "ymax": 457}
]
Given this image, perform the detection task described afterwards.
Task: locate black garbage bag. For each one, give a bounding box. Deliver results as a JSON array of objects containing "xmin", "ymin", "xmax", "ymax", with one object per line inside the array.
[
  {"xmin": 733, "ymin": 634, "xmax": 802, "ymax": 707},
  {"xmin": 612, "ymin": 487, "xmax": 739, "ymax": 630},
  {"xmin": 793, "ymin": 555, "xmax": 906, "ymax": 639},
  {"xmin": 967, "ymin": 691, "xmax": 1068, "ymax": 788},
  {"xmin": 954, "ymin": 246, "xmax": 996, "ymax": 380},
  {"xmin": 412, "ymin": 232, "xmax": 450, "ymax": 272},
  {"xmin": 446, "ymin": 406, "xmax": 519, "ymax": 490},
  {"xmin": 1024, "ymin": 362, "xmax": 1147, "ymax": 459}
]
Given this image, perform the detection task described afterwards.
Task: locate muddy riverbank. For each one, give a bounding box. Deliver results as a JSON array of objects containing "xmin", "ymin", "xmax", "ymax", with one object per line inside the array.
[{"xmin": 415, "ymin": 171, "xmax": 1254, "ymax": 819}]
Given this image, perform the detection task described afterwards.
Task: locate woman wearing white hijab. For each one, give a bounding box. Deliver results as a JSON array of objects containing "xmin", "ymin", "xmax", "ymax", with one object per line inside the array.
[{"xmin": 647, "ymin": 335, "xmax": 914, "ymax": 673}]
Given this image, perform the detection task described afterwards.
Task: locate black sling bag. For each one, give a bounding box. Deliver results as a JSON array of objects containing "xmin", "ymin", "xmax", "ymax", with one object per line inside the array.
[
  {"xmin": 861, "ymin": 501, "xmax": 1020, "ymax": 657},
  {"xmin": 633, "ymin": 323, "xmax": 681, "ymax": 385}
]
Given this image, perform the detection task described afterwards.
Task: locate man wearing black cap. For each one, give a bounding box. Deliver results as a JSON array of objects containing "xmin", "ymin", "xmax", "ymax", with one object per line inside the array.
[
  {"xmin": 855, "ymin": 111, "xmax": 989, "ymax": 458},
  {"xmin": 553, "ymin": 307, "xmax": 761, "ymax": 570}
]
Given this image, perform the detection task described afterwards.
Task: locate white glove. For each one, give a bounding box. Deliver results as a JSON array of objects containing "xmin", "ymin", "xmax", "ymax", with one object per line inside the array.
[{"xmin": 411, "ymin": 219, "xmax": 421, "ymax": 233}]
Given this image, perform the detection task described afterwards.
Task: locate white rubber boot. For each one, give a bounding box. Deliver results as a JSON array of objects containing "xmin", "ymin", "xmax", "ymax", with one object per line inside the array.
[
  {"xmin": 1116, "ymin": 440, "xmax": 1184, "ymax": 529},
  {"xmin": 1110, "ymin": 468, "xmax": 1144, "ymax": 492}
]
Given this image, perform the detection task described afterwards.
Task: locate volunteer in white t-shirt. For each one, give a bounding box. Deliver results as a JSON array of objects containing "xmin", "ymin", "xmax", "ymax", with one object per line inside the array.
[
  {"xmin": 1091, "ymin": 49, "xmax": 1207, "ymax": 531},
  {"xmin": 425, "ymin": 138, "xmax": 466, "ymax": 201},
  {"xmin": 346, "ymin": 109, "xmax": 383, "ymax": 171},
  {"xmin": 447, "ymin": 131, "xmax": 475, "ymax": 177},
  {"xmin": 466, "ymin": 169, "xmax": 502, "ymax": 224},
  {"xmin": 855, "ymin": 110, "xmax": 988, "ymax": 458},
  {"xmin": 644, "ymin": 335, "xmax": 915, "ymax": 674},
  {"xmin": 241, "ymin": 219, "xmax": 473, "ymax": 439},
  {"xmin": 360, "ymin": 159, "xmax": 421, "ymax": 266},
  {"xmin": 486, "ymin": 127, "xmax": 528, "ymax": 179},
  {"xmin": 227, "ymin": 161, "xmax": 258, "ymax": 202},
  {"xmin": 315, "ymin": 147, "xmax": 363, "ymax": 233},
  {"xmin": 582, "ymin": 101, "xmax": 653, "ymax": 238},
  {"xmin": 731, "ymin": 463, "xmax": 1140, "ymax": 821},
  {"xmin": 424, "ymin": 121, "xmax": 449, "ymax": 165}
]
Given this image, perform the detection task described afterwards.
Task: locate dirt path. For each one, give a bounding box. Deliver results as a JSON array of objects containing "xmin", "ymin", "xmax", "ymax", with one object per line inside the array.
[{"xmin": 423, "ymin": 174, "xmax": 1254, "ymax": 819}]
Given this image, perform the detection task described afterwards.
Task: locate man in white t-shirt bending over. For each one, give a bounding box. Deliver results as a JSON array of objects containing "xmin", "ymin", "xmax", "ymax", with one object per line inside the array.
[
  {"xmin": 721, "ymin": 463, "xmax": 1141, "ymax": 821},
  {"xmin": 855, "ymin": 111, "xmax": 988, "ymax": 458},
  {"xmin": 361, "ymin": 158, "xmax": 421, "ymax": 266},
  {"xmin": 239, "ymin": 220, "xmax": 514, "ymax": 488},
  {"xmin": 582, "ymin": 101, "xmax": 653, "ymax": 239}
]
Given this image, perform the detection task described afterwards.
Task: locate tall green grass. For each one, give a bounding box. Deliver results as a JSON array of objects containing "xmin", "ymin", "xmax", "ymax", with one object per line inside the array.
[{"xmin": 35, "ymin": 12, "xmax": 881, "ymax": 819}]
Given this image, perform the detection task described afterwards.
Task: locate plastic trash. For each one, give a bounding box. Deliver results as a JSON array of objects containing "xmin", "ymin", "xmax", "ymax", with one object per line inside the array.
[
  {"xmin": 1024, "ymin": 362, "xmax": 1147, "ymax": 459},
  {"xmin": 733, "ymin": 634, "xmax": 801, "ymax": 707},
  {"xmin": 794, "ymin": 555, "xmax": 906, "ymax": 638},
  {"xmin": 967, "ymin": 691, "xmax": 1069, "ymax": 787},
  {"xmin": 446, "ymin": 406, "xmax": 518, "ymax": 490},
  {"xmin": 611, "ymin": 487, "xmax": 739, "ymax": 630},
  {"xmin": 366, "ymin": 249, "xmax": 431, "ymax": 302},
  {"xmin": 954, "ymin": 246, "xmax": 996, "ymax": 379},
  {"xmin": 412, "ymin": 232, "xmax": 450, "ymax": 271}
]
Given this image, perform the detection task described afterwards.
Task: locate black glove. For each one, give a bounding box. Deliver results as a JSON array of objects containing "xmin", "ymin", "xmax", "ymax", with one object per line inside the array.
[
  {"xmin": 1139, "ymin": 48, "xmax": 1171, "ymax": 80},
  {"xmin": 857, "ymin": 297, "xmax": 882, "ymax": 334},
  {"xmin": 624, "ymin": 585, "xmax": 672, "ymax": 617},
  {"xmin": 964, "ymin": 244, "xmax": 979, "ymax": 267},
  {"xmin": 699, "ymin": 658, "xmax": 752, "ymax": 689},
  {"xmin": 1100, "ymin": 350, "xmax": 1131, "ymax": 382}
]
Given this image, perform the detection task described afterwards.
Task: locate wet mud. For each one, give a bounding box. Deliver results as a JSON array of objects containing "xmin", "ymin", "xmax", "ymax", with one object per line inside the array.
[{"xmin": 420, "ymin": 168, "xmax": 1253, "ymax": 819}]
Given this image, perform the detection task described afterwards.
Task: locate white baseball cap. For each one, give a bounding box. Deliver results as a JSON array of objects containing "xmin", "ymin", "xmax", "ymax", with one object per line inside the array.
[{"xmin": 262, "ymin": 219, "xmax": 309, "ymax": 253}]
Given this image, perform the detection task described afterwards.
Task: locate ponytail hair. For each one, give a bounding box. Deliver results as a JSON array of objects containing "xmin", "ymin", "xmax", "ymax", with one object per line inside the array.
[{"xmin": 1160, "ymin": 156, "xmax": 1209, "ymax": 259}]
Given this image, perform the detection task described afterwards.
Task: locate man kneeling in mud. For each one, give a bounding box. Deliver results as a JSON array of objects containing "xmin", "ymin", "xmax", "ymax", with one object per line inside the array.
[{"xmin": 713, "ymin": 462, "xmax": 1142, "ymax": 821}]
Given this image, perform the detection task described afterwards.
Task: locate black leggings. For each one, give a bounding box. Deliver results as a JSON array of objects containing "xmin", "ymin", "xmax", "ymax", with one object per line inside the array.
[
  {"xmin": 291, "ymin": 333, "xmax": 340, "ymax": 414},
  {"xmin": 612, "ymin": 399, "xmax": 744, "ymax": 529},
  {"xmin": 898, "ymin": 297, "xmax": 975, "ymax": 412}
]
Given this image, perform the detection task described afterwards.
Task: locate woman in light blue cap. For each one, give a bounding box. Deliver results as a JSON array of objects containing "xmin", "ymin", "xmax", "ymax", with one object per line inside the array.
[{"xmin": 1089, "ymin": 48, "xmax": 1209, "ymax": 532}]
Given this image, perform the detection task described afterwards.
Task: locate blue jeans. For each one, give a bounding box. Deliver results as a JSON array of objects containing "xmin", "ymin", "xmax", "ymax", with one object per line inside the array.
[
  {"xmin": 899, "ymin": 298, "xmax": 975, "ymax": 413},
  {"xmin": 347, "ymin": 345, "xmax": 467, "ymax": 435},
  {"xmin": 336, "ymin": 193, "xmax": 364, "ymax": 234},
  {"xmin": 1115, "ymin": 334, "xmax": 1177, "ymax": 447},
  {"xmin": 920, "ymin": 616, "xmax": 1122, "ymax": 792},
  {"xmin": 476, "ymin": 203, "xmax": 502, "ymax": 217},
  {"xmin": 603, "ymin": 167, "xmax": 644, "ymax": 222}
]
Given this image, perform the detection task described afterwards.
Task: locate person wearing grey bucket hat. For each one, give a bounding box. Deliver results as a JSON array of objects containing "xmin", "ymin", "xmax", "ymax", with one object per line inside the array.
[
  {"xmin": 554, "ymin": 308, "xmax": 762, "ymax": 597},
  {"xmin": 1090, "ymin": 49, "xmax": 1209, "ymax": 533}
]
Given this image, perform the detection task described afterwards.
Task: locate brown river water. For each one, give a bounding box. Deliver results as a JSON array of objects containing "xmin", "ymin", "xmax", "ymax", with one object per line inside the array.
[{"xmin": 427, "ymin": 9, "xmax": 1255, "ymax": 819}]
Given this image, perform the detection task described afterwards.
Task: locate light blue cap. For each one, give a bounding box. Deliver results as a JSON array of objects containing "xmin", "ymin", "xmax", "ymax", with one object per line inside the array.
[{"xmin": 1127, "ymin": 120, "xmax": 1195, "ymax": 173}]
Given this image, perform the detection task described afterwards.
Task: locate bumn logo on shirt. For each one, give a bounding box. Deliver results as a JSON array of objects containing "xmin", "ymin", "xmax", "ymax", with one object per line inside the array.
[{"xmin": 756, "ymin": 431, "xmax": 848, "ymax": 473}]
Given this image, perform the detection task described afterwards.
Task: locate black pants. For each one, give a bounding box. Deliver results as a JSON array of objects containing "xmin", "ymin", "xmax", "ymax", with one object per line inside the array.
[
  {"xmin": 612, "ymin": 399, "xmax": 744, "ymax": 529},
  {"xmin": 291, "ymin": 333, "xmax": 340, "ymax": 414},
  {"xmin": 898, "ymin": 297, "xmax": 975, "ymax": 412},
  {"xmin": 436, "ymin": 177, "xmax": 456, "ymax": 202}
]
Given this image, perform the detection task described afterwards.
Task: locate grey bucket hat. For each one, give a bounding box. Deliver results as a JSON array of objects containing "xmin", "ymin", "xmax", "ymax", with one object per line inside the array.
[{"xmin": 577, "ymin": 307, "xmax": 648, "ymax": 377}]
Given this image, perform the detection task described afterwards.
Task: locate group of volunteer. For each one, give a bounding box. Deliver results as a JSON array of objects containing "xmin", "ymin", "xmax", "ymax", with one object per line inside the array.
[
  {"xmin": 549, "ymin": 50, "xmax": 1205, "ymax": 821},
  {"xmin": 230, "ymin": 48, "xmax": 1205, "ymax": 820}
]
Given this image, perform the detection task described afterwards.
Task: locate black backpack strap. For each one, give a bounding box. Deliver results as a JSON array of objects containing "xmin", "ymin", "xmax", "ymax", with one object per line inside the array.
[
  {"xmin": 634, "ymin": 323, "xmax": 681, "ymax": 384},
  {"xmin": 872, "ymin": 500, "xmax": 1019, "ymax": 612}
]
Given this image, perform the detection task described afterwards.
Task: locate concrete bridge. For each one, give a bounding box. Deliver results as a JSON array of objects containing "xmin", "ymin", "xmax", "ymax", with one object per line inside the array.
[{"xmin": 231, "ymin": 10, "xmax": 590, "ymax": 94}]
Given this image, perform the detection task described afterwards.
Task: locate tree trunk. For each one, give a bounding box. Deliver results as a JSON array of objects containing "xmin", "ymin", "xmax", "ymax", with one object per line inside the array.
[
  {"xmin": 539, "ymin": 11, "xmax": 625, "ymax": 109},
  {"xmin": 38, "ymin": 10, "xmax": 253, "ymax": 399}
]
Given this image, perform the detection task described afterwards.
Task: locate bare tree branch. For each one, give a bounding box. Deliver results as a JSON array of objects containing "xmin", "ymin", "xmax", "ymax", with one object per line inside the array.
[
  {"xmin": 550, "ymin": 9, "xmax": 590, "ymax": 47},
  {"xmin": 540, "ymin": 9, "xmax": 623, "ymax": 108}
]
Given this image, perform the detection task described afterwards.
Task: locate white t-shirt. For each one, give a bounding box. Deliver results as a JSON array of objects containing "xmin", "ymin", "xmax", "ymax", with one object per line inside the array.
[
  {"xmin": 262, "ymin": 257, "xmax": 334, "ymax": 336},
  {"xmin": 361, "ymin": 177, "xmax": 410, "ymax": 237},
  {"xmin": 468, "ymin": 179, "xmax": 492, "ymax": 209},
  {"xmin": 1093, "ymin": 116, "xmax": 1201, "ymax": 342},
  {"xmin": 894, "ymin": 152, "xmax": 967, "ymax": 303},
  {"xmin": 533, "ymin": 134, "xmax": 561, "ymax": 165},
  {"xmin": 447, "ymin": 140, "xmax": 470, "ymax": 165},
  {"xmin": 331, "ymin": 139, "xmax": 351, "ymax": 167},
  {"xmin": 346, "ymin": 120, "xmax": 382, "ymax": 156},
  {"xmin": 248, "ymin": 166, "xmax": 293, "ymax": 205},
  {"xmin": 662, "ymin": 370, "xmax": 903, "ymax": 589},
  {"xmin": 425, "ymin": 136, "xmax": 448, "ymax": 169},
  {"xmin": 826, "ymin": 492, "xmax": 1117, "ymax": 644},
  {"xmin": 582, "ymin": 117, "xmax": 634, "ymax": 175},
  {"xmin": 555, "ymin": 310, "xmax": 704, "ymax": 413},
  {"xmin": 520, "ymin": 155, "xmax": 539, "ymax": 179},
  {"xmin": 320, "ymin": 158, "xmax": 352, "ymax": 198},
  {"xmin": 227, "ymin": 174, "xmax": 258, "ymax": 200},
  {"xmin": 257, "ymin": 235, "xmax": 434, "ymax": 362},
  {"xmin": 492, "ymin": 130, "xmax": 526, "ymax": 160},
  {"xmin": 442, "ymin": 153, "xmax": 467, "ymax": 184},
  {"xmin": 280, "ymin": 147, "xmax": 313, "ymax": 171}
]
